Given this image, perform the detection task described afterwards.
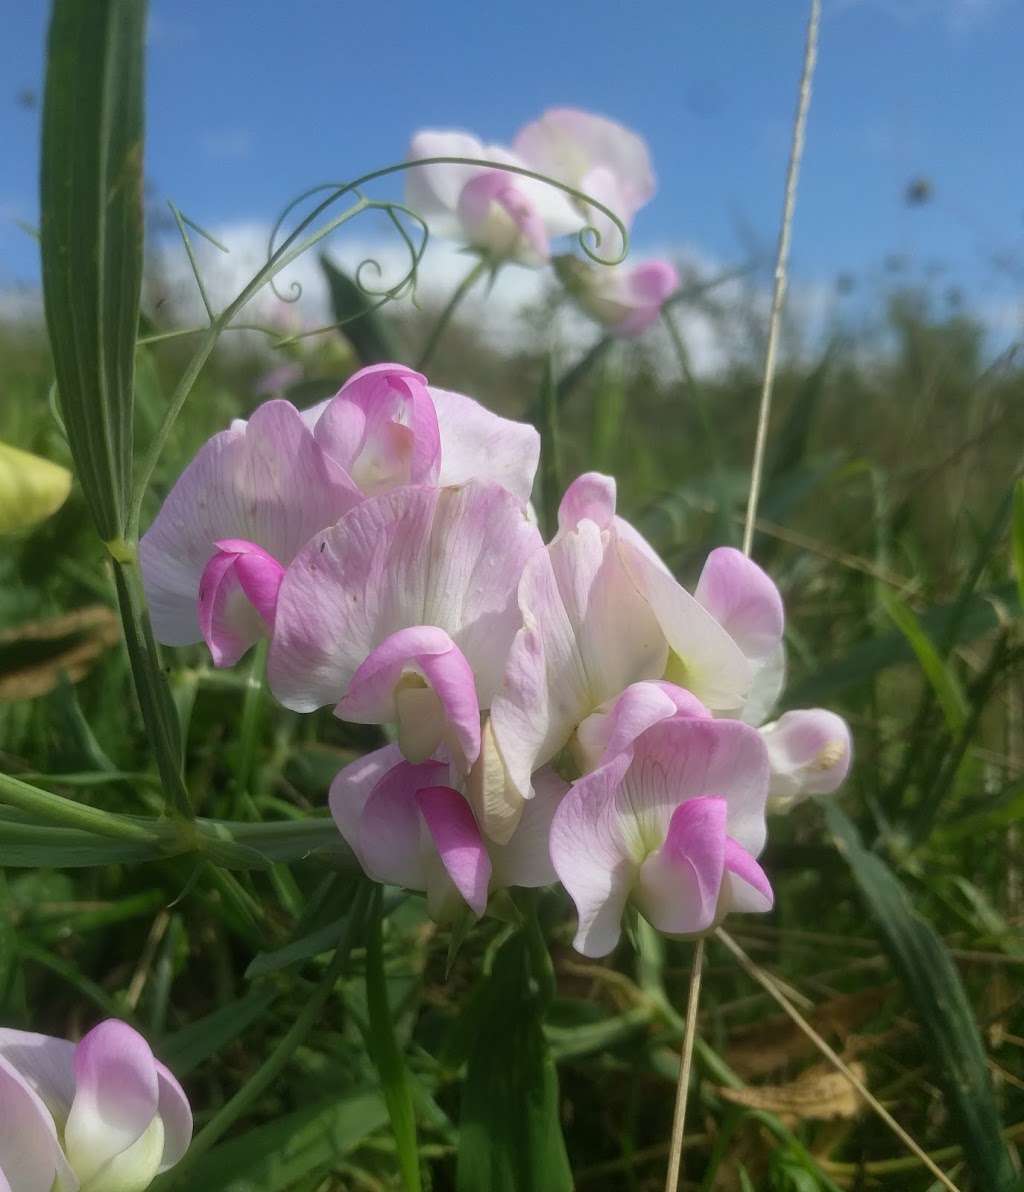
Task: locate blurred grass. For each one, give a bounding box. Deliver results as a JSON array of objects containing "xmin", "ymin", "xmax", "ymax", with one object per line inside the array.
[{"xmin": 2, "ymin": 269, "xmax": 1023, "ymax": 1190}]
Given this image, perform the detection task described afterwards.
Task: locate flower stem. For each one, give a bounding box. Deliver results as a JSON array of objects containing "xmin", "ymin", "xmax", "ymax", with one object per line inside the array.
[
  {"xmin": 415, "ymin": 256, "xmax": 489, "ymax": 371},
  {"xmin": 663, "ymin": 937, "xmax": 705, "ymax": 1192},
  {"xmin": 365, "ymin": 885, "xmax": 422, "ymax": 1192}
]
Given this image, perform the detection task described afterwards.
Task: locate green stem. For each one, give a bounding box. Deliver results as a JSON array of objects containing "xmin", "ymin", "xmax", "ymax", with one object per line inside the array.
[
  {"xmin": 155, "ymin": 883, "xmax": 371, "ymax": 1188},
  {"xmin": 538, "ymin": 354, "xmax": 562, "ymax": 539},
  {"xmin": 555, "ymin": 334, "xmax": 613, "ymax": 409},
  {"xmin": 0, "ymin": 771, "xmax": 163, "ymax": 843},
  {"xmin": 231, "ymin": 639, "xmax": 268, "ymax": 819},
  {"xmin": 365, "ymin": 886, "xmax": 422, "ymax": 1192},
  {"xmin": 415, "ymin": 256, "xmax": 489, "ymax": 371}
]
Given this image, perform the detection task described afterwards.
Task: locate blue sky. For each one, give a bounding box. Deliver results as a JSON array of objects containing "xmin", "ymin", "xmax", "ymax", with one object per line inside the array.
[{"xmin": 3, "ymin": 0, "xmax": 1023, "ymax": 329}]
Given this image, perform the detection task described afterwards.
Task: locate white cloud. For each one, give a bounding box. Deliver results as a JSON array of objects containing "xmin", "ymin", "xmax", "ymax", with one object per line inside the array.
[
  {"xmin": 199, "ymin": 129, "xmax": 254, "ymax": 161},
  {"xmin": 829, "ymin": 0, "xmax": 1009, "ymax": 34}
]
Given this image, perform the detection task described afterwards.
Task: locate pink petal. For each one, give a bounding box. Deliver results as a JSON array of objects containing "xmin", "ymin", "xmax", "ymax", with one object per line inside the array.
[
  {"xmin": 65, "ymin": 1021, "xmax": 160, "ymax": 1185},
  {"xmin": 335, "ymin": 626, "xmax": 482, "ymax": 772},
  {"xmin": 611, "ymin": 260, "xmax": 680, "ymax": 337},
  {"xmin": 618, "ymin": 536, "xmax": 752, "ymax": 712},
  {"xmin": 575, "ymin": 680, "xmax": 710, "ymax": 771},
  {"xmin": 415, "ymin": 786, "xmax": 492, "ymax": 916},
  {"xmin": 269, "ymin": 481, "xmax": 542, "ymax": 713},
  {"xmin": 0, "ymin": 1053, "xmax": 74, "ymax": 1192},
  {"xmin": 314, "ymin": 364, "xmax": 441, "ymax": 493},
  {"xmin": 198, "ymin": 541, "xmax": 284, "ymax": 668},
  {"xmin": 761, "ymin": 708, "xmax": 852, "ymax": 804},
  {"xmin": 457, "ymin": 171, "xmax": 550, "ymax": 263},
  {"xmin": 513, "ymin": 108, "xmax": 656, "ymax": 245},
  {"xmin": 328, "ymin": 744, "xmax": 407, "ymax": 871},
  {"xmin": 154, "ymin": 1062, "xmax": 192, "ymax": 1173},
  {"xmin": 695, "ymin": 547, "xmax": 785, "ymax": 664},
  {"xmin": 0, "ymin": 1028, "xmax": 76, "ymax": 1114},
  {"xmin": 549, "ymin": 751, "xmax": 637, "ymax": 958},
  {"xmin": 490, "ymin": 516, "xmax": 665, "ymax": 801},
  {"xmin": 358, "ymin": 758, "xmax": 450, "ymax": 890},
  {"xmin": 140, "ymin": 399, "xmax": 359, "ymax": 648},
  {"xmin": 624, "ymin": 717, "xmax": 771, "ymax": 860},
  {"xmin": 429, "ymin": 386, "xmax": 540, "ymax": 507},
  {"xmin": 635, "ymin": 797, "xmax": 728, "ymax": 936},
  {"xmin": 723, "ymin": 838, "xmax": 774, "ymax": 912},
  {"xmin": 489, "ymin": 764, "xmax": 567, "ymax": 889},
  {"xmin": 557, "ymin": 472, "xmax": 617, "ymax": 533}
]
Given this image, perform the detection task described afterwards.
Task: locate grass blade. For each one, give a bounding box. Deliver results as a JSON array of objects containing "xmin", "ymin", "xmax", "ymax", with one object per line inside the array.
[{"xmin": 826, "ymin": 804, "xmax": 1018, "ymax": 1190}]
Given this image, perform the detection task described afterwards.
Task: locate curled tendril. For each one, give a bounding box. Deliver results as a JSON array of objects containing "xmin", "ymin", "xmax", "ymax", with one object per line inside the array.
[{"xmin": 261, "ymin": 155, "xmax": 628, "ymax": 313}]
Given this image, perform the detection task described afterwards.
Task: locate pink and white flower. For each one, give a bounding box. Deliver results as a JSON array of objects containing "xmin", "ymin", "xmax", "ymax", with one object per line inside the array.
[
  {"xmin": 556, "ymin": 256, "xmax": 680, "ymax": 337},
  {"xmin": 406, "ymin": 130, "xmax": 585, "ymax": 266},
  {"xmin": 268, "ymin": 481, "xmax": 544, "ymax": 776},
  {"xmin": 550, "ymin": 714, "xmax": 773, "ymax": 958},
  {"xmin": 329, "ymin": 745, "xmax": 564, "ymax": 921},
  {"xmin": 0, "ymin": 1019, "xmax": 191, "ymax": 1192},
  {"xmin": 487, "ymin": 473, "xmax": 752, "ymax": 832},
  {"xmin": 141, "ymin": 364, "xmax": 540, "ymax": 667},
  {"xmin": 514, "ymin": 108, "xmax": 656, "ymax": 256},
  {"xmin": 761, "ymin": 708, "xmax": 853, "ymax": 810}
]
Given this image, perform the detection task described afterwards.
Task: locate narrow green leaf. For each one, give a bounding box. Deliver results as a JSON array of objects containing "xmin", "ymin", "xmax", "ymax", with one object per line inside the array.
[
  {"xmin": 187, "ymin": 1092, "xmax": 388, "ymax": 1192},
  {"xmin": 456, "ymin": 934, "xmax": 572, "ymax": 1192},
  {"xmin": 879, "ymin": 588, "xmax": 969, "ymax": 732},
  {"xmin": 40, "ymin": 0, "xmax": 146, "ymax": 540},
  {"xmin": 365, "ymin": 887, "xmax": 421, "ymax": 1192},
  {"xmin": 826, "ymin": 805, "xmax": 1017, "ymax": 1190},
  {"xmin": 1013, "ymin": 478, "xmax": 1024, "ymax": 612},
  {"xmin": 320, "ymin": 253, "xmax": 400, "ymax": 364}
]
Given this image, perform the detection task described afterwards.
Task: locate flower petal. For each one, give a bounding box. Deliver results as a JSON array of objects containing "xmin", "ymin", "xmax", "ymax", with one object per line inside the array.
[
  {"xmin": 575, "ymin": 680, "xmax": 710, "ymax": 771},
  {"xmin": 557, "ymin": 472, "xmax": 617, "ymax": 534},
  {"xmin": 269, "ymin": 481, "xmax": 542, "ymax": 713},
  {"xmin": 634, "ymin": 796, "xmax": 727, "ymax": 936},
  {"xmin": 0, "ymin": 1028, "xmax": 76, "ymax": 1118},
  {"xmin": 695, "ymin": 547, "xmax": 784, "ymax": 663},
  {"xmin": 761, "ymin": 708, "xmax": 852, "ymax": 806},
  {"xmin": 406, "ymin": 130, "xmax": 491, "ymax": 233},
  {"xmin": 465, "ymin": 718, "xmax": 525, "ymax": 844},
  {"xmin": 0, "ymin": 1054, "xmax": 75, "ymax": 1192},
  {"xmin": 616, "ymin": 717, "xmax": 770, "ymax": 864},
  {"xmin": 549, "ymin": 751, "xmax": 637, "ymax": 957},
  {"xmin": 140, "ymin": 399, "xmax": 358, "ymax": 648},
  {"xmin": 491, "ymin": 516, "xmax": 666, "ymax": 801},
  {"xmin": 328, "ymin": 745, "xmax": 407, "ymax": 872},
  {"xmin": 618, "ymin": 537, "xmax": 752, "ymax": 712},
  {"xmin": 314, "ymin": 364, "xmax": 441, "ymax": 493},
  {"xmin": 335, "ymin": 626, "xmax": 481, "ymax": 772},
  {"xmin": 723, "ymin": 838, "xmax": 774, "ymax": 912},
  {"xmin": 430, "ymin": 386, "xmax": 540, "ymax": 507},
  {"xmin": 489, "ymin": 764, "xmax": 566, "ymax": 889},
  {"xmin": 154, "ymin": 1063, "xmax": 192, "ymax": 1173},
  {"xmin": 357, "ymin": 758, "xmax": 450, "ymax": 891},
  {"xmin": 198, "ymin": 541, "xmax": 284, "ymax": 669},
  {"xmin": 415, "ymin": 786, "xmax": 492, "ymax": 916},
  {"xmin": 64, "ymin": 1020, "xmax": 160, "ymax": 1186}
]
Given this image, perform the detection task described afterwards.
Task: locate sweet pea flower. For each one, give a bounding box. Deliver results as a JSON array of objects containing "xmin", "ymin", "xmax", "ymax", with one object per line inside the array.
[
  {"xmin": 550, "ymin": 714, "xmax": 773, "ymax": 958},
  {"xmin": 514, "ymin": 108, "xmax": 656, "ymax": 256},
  {"xmin": 330, "ymin": 745, "xmax": 564, "ymax": 921},
  {"xmin": 269, "ymin": 480, "xmax": 544, "ymax": 776},
  {"xmin": 555, "ymin": 255, "xmax": 680, "ymax": 338},
  {"xmin": 0, "ymin": 1019, "xmax": 191, "ymax": 1192},
  {"xmin": 141, "ymin": 364, "xmax": 540, "ymax": 667},
  {"xmin": 693, "ymin": 546, "xmax": 853, "ymax": 804},
  {"xmin": 406, "ymin": 130, "xmax": 585, "ymax": 266},
  {"xmin": 487, "ymin": 472, "xmax": 752, "ymax": 836},
  {"xmin": 761, "ymin": 708, "xmax": 852, "ymax": 810}
]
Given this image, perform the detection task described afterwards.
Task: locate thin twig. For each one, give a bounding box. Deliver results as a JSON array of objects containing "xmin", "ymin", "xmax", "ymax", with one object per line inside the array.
[
  {"xmin": 715, "ymin": 928, "xmax": 963, "ymax": 1192},
  {"xmin": 741, "ymin": 0, "xmax": 821, "ymax": 558},
  {"xmin": 664, "ymin": 938, "xmax": 705, "ymax": 1192}
]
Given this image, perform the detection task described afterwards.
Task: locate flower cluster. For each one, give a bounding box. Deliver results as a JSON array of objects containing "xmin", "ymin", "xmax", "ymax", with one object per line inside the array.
[
  {"xmin": 0, "ymin": 1019, "xmax": 191, "ymax": 1191},
  {"xmin": 406, "ymin": 108, "xmax": 679, "ymax": 338},
  {"xmin": 141, "ymin": 362, "xmax": 851, "ymax": 957}
]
